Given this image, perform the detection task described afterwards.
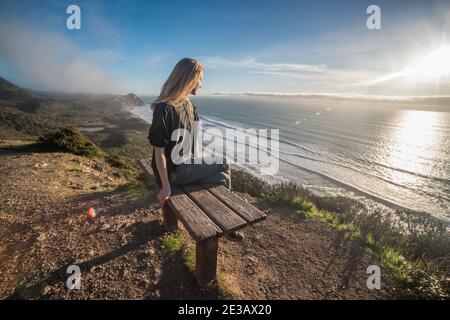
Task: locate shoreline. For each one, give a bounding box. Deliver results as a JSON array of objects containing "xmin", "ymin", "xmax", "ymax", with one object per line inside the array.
[
  {"xmin": 1, "ymin": 103, "xmax": 447, "ymax": 299},
  {"xmin": 128, "ymin": 106, "xmax": 450, "ymax": 227}
]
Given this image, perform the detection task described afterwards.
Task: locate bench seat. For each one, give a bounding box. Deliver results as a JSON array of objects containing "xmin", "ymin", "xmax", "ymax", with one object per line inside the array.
[{"xmin": 139, "ymin": 159, "xmax": 266, "ymax": 286}]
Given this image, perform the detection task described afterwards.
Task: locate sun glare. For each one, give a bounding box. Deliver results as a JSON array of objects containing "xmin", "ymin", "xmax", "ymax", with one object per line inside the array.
[
  {"xmin": 408, "ymin": 45, "xmax": 450, "ymax": 82},
  {"xmin": 382, "ymin": 110, "xmax": 442, "ymax": 186},
  {"xmin": 364, "ymin": 44, "xmax": 450, "ymax": 86}
]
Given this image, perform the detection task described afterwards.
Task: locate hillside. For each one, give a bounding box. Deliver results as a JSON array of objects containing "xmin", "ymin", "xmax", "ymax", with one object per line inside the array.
[
  {"xmin": 0, "ymin": 142, "xmax": 401, "ymax": 299},
  {"xmin": 0, "ymin": 77, "xmax": 447, "ymax": 300},
  {"xmin": 0, "ymin": 77, "xmax": 146, "ymax": 140},
  {"xmin": 0, "ymin": 77, "xmax": 39, "ymax": 101}
]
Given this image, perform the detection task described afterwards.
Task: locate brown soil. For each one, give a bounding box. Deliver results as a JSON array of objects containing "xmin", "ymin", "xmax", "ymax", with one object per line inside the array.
[{"xmin": 0, "ymin": 141, "xmax": 405, "ymax": 299}]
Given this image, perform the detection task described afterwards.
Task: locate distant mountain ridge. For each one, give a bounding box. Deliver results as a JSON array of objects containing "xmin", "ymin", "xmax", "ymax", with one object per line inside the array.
[
  {"xmin": 0, "ymin": 76, "xmax": 146, "ymax": 139},
  {"xmin": 0, "ymin": 76, "xmax": 145, "ymax": 108},
  {"xmin": 114, "ymin": 93, "xmax": 145, "ymax": 108},
  {"xmin": 0, "ymin": 77, "xmax": 38, "ymax": 100}
]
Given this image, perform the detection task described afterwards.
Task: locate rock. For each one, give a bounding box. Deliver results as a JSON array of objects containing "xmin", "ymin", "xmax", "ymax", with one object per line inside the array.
[
  {"xmin": 43, "ymin": 285, "xmax": 52, "ymax": 295},
  {"xmin": 246, "ymin": 269, "xmax": 255, "ymax": 276},
  {"xmin": 81, "ymin": 165, "xmax": 91, "ymax": 173},
  {"xmin": 100, "ymin": 223, "xmax": 111, "ymax": 231},
  {"xmin": 37, "ymin": 233, "xmax": 46, "ymax": 242},
  {"xmin": 34, "ymin": 162, "xmax": 48, "ymax": 168},
  {"xmin": 269, "ymin": 283, "xmax": 280, "ymax": 292}
]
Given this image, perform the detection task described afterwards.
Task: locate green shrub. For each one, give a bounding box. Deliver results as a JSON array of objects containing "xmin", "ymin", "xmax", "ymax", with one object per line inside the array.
[
  {"xmin": 39, "ymin": 125, "xmax": 102, "ymax": 157},
  {"xmin": 105, "ymin": 153, "xmax": 133, "ymax": 170},
  {"xmin": 230, "ymin": 168, "xmax": 270, "ymax": 197}
]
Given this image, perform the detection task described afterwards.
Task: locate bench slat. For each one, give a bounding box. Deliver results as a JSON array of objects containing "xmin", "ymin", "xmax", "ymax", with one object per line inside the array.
[
  {"xmin": 182, "ymin": 183, "xmax": 247, "ymax": 233},
  {"xmin": 139, "ymin": 158, "xmax": 222, "ymax": 242},
  {"xmin": 201, "ymin": 184, "xmax": 266, "ymax": 224},
  {"xmin": 168, "ymin": 187, "xmax": 223, "ymax": 242}
]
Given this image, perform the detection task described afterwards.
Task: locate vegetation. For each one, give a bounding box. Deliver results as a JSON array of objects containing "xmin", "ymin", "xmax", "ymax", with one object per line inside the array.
[
  {"xmin": 38, "ymin": 125, "xmax": 102, "ymax": 158},
  {"xmin": 2, "ymin": 77, "xmax": 447, "ymax": 299},
  {"xmin": 160, "ymin": 232, "xmax": 231, "ymax": 296},
  {"xmin": 231, "ymin": 168, "xmax": 449, "ymax": 299},
  {"xmin": 0, "ymin": 108, "xmax": 55, "ymax": 137},
  {"xmin": 105, "ymin": 153, "xmax": 134, "ymax": 170},
  {"xmin": 0, "ymin": 76, "xmax": 38, "ymax": 101},
  {"xmin": 161, "ymin": 232, "xmax": 186, "ymax": 256}
]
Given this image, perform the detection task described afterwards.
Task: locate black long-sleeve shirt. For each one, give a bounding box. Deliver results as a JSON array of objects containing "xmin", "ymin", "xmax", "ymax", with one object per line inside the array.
[{"xmin": 147, "ymin": 99, "xmax": 199, "ymax": 186}]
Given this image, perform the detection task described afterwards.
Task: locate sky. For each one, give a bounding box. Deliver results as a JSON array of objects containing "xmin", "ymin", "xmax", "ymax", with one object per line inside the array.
[{"xmin": 1, "ymin": 0, "xmax": 450, "ymax": 96}]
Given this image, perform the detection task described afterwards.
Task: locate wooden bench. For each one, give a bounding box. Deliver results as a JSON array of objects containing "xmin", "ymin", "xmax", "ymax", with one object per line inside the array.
[{"xmin": 139, "ymin": 159, "xmax": 266, "ymax": 287}]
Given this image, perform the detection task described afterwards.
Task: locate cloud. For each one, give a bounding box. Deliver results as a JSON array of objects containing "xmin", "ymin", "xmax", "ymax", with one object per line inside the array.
[
  {"xmin": 141, "ymin": 52, "xmax": 172, "ymax": 67},
  {"xmin": 359, "ymin": 46, "xmax": 450, "ymax": 86},
  {"xmin": 202, "ymin": 57, "xmax": 327, "ymax": 73},
  {"xmin": 87, "ymin": 49, "xmax": 125, "ymax": 64},
  {"xmin": 200, "ymin": 56, "xmax": 376, "ymax": 91},
  {"xmin": 224, "ymin": 8, "xmax": 450, "ymax": 96},
  {"xmin": 248, "ymin": 71, "xmax": 312, "ymax": 79},
  {"xmin": 0, "ymin": 19, "xmax": 126, "ymax": 93}
]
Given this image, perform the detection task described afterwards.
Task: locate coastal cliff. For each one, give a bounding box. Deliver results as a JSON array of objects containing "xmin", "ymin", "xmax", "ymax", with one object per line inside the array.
[{"xmin": 0, "ymin": 77, "xmax": 447, "ymax": 300}]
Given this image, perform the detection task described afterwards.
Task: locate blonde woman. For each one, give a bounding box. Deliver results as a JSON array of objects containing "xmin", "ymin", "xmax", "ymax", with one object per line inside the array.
[{"xmin": 148, "ymin": 57, "xmax": 243, "ymax": 242}]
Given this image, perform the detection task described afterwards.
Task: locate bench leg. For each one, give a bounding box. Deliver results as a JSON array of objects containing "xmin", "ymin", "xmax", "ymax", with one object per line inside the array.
[
  {"xmin": 195, "ymin": 238, "xmax": 218, "ymax": 287},
  {"xmin": 162, "ymin": 204, "xmax": 178, "ymax": 232}
]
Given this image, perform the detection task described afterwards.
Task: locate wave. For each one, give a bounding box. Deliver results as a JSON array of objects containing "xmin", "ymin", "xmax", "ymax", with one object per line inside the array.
[
  {"xmin": 220, "ymin": 140, "xmax": 422, "ymax": 212},
  {"xmin": 201, "ymin": 115, "xmax": 325, "ymax": 156},
  {"xmin": 199, "ymin": 120, "xmax": 450, "ymax": 211},
  {"xmin": 132, "ymin": 105, "xmax": 449, "ymax": 221},
  {"xmin": 199, "ymin": 115, "xmax": 249, "ymax": 131},
  {"xmin": 210, "ymin": 125, "xmax": 450, "ymax": 201},
  {"xmin": 202, "ymin": 126, "xmax": 450, "ymax": 203},
  {"xmin": 361, "ymin": 158, "xmax": 450, "ymax": 184},
  {"xmin": 199, "ymin": 114, "xmax": 448, "ymax": 188}
]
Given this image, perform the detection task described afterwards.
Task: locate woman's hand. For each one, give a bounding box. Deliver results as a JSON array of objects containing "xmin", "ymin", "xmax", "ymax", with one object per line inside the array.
[
  {"xmin": 157, "ymin": 185, "xmax": 171, "ymax": 206},
  {"xmin": 153, "ymin": 147, "xmax": 171, "ymax": 206}
]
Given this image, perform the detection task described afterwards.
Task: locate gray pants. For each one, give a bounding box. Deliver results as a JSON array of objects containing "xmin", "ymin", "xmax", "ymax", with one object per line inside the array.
[{"xmin": 168, "ymin": 158, "xmax": 231, "ymax": 189}]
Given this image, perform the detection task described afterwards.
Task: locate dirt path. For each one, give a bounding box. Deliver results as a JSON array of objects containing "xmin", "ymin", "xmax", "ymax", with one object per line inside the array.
[{"xmin": 0, "ymin": 145, "xmax": 404, "ymax": 299}]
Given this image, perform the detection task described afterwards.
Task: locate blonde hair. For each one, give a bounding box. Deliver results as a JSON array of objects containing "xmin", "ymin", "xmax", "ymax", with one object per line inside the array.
[{"xmin": 152, "ymin": 57, "xmax": 203, "ymax": 109}]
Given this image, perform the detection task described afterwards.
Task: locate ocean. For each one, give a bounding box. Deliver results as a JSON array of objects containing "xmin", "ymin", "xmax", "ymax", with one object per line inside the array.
[{"xmin": 132, "ymin": 95, "xmax": 450, "ymax": 224}]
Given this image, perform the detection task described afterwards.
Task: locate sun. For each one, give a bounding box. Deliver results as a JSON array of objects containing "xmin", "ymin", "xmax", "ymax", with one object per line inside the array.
[
  {"xmin": 408, "ymin": 45, "xmax": 450, "ymax": 82},
  {"xmin": 363, "ymin": 44, "xmax": 450, "ymax": 86}
]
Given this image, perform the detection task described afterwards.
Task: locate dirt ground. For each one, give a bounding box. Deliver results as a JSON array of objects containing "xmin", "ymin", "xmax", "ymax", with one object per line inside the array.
[{"xmin": 0, "ymin": 142, "xmax": 405, "ymax": 299}]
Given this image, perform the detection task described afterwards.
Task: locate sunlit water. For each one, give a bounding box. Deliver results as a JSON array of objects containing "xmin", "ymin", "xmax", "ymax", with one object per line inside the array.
[{"xmin": 132, "ymin": 95, "xmax": 450, "ymax": 224}]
